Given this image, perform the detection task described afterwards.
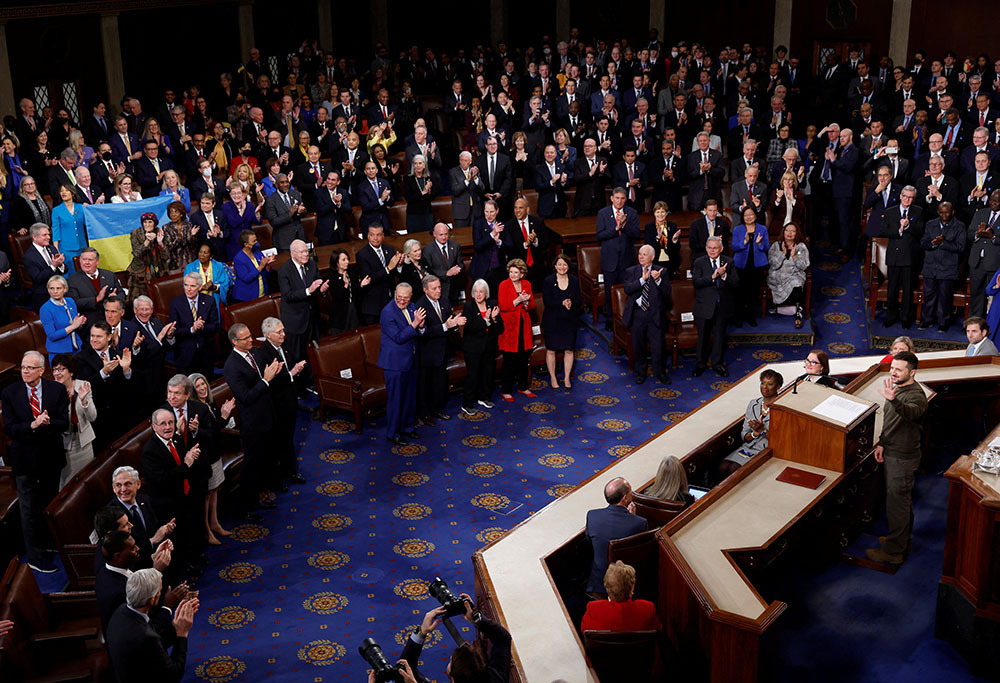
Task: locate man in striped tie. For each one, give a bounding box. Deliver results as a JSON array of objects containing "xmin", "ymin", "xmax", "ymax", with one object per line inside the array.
[
  {"xmin": 622, "ymin": 245, "xmax": 671, "ymax": 385},
  {"xmin": 1, "ymin": 351, "xmax": 70, "ymax": 573}
]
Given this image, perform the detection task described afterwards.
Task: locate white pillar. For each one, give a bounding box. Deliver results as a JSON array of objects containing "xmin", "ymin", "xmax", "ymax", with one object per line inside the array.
[
  {"xmin": 772, "ymin": 0, "xmax": 793, "ymax": 55},
  {"xmin": 888, "ymin": 0, "xmax": 913, "ymax": 68},
  {"xmin": 100, "ymin": 13, "xmax": 125, "ymax": 114},
  {"xmin": 0, "ymin": 21, "xmax": 14, "ymax": 122}
]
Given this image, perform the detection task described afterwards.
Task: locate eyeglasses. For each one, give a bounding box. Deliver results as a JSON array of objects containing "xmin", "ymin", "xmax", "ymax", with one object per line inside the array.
[
  {"xmin": 236, "ymin": 335, "xmax": 253, "ymax": 342},
  {"xmin": 21, "ymin": 365, "xmax": 43, "ymax": 370},
  {"xmin": 804, "ymin": 359, "xmax": 821, "ymax": 366}
]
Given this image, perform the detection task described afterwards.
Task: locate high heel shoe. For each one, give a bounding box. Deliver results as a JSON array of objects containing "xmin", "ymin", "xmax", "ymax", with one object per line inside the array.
[
  {"xmin": 207, "ymin": 535, "xmax": 222, "ymax": 546},
  {"xmin": 549, "ymin": 379, "xmax": 559, "ymax": 389},
  {"xmin": 213, "ymin": 527, "xmax": 233, "ymax": 537}
]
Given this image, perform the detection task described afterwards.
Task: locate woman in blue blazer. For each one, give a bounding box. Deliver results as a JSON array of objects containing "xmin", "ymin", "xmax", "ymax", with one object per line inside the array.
[
  {"xmin": 158, "ymin": 169, "xmax": 192, "ymax": 213},
  {"xmin": 184, "ymin": 243, "xmax": 231, "ymax": 317},
  {"xmin": 51, "ymin": 185, "xmax": 87, "ymax": 275},
  {"xmin": 232, "ymin": 229, "xmax": 274, "ymax": 302},
  {"xmin": 731, "ymin": 206, "xmax": 770, "ymax": 327},
  {"xmin": 40, "ymin": 275, "xmax": 85, "ymax": 360}
]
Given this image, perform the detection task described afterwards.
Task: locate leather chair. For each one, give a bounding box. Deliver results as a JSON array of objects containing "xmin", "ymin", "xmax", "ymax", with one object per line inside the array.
[
  {"xmin": 0, "ymin": 319, "xmax": 47, "ymax": 387},
  {"xmin": 608, "ymin": 528, "xmax": 660, "ymax": 603},
  {"xmin": 582, "ymin": 629, "xmax": 660, "ymax": 683},
  {"xmin": 302, "ymin": 213, "xmax": 317, "ymax": 244},
  {"xmin": 564, "ymin": 188, "xmax": 577, "ymax": 218},
  {"xmin": 146, "ymin": 273, "xmax": 186, "ymax": 324},
  {"xmin": 610, "ymin": 284, "xmax": 632, "ymax": 367},
  {"xmin": 431, "ymin": 197, "xmax": 453, "ymax": 224},
  {"xmin": 388, "ymin": 204, "xmax": 407, "ymax": 233},
  {"xmin": 222, "ymin": 294, "xmax": 282, "ymax": 342},
  {"xmin": 668, "ymin": 280, "xmax": 698, "ymax": 366},
  {"xmin": 577, "ymin": 245, "xmax": 604, "ymax": 324},
  {"xmin": 308, "ymin": 327, "xmax": 386, "ymax": 432},
  {"xmin": 253, "ymin": 222, "xmax": 274, "ymax": 250},
  {"xmin": 521, "ymin": 190, "xmax": 539, "ymax": 216},
  {"xmin": 9, "ymin": 234, "xmax": 33, "ymax": 298},
  {"xmin": 528, "ymin": 293, "xmax": 547, "ymax": 367},
  {"xmin": 630, "ymin": 490, "xmax": 689, "ymax": 528},
  {"xmin": 868, "ymin": 238, "xmax": 922, "ymax": 319}
]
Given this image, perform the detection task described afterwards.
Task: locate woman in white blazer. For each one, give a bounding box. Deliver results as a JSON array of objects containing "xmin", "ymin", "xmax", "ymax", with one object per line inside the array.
[{"xmin": 51, "ymin": 353, "xmax": 98, "ymax": 488}]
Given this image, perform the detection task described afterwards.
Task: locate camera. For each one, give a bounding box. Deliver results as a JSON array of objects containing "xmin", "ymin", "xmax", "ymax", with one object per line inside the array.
[
  {"xmin": 428, "ymin": 576, "xmax": 469, "ymax": 618},
  {"xmin": 358, "ymin": 637, "xmax": 401, "ymax": 682}
]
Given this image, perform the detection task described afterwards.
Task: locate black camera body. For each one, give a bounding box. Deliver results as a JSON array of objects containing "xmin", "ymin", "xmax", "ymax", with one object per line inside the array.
[
  {"xmin": 428, "ymin": 576, "xmax": 469, "ymax": 618},
  {"xmin": 358, "ymin": 637, "xmax": 401, "ymax": 682}
]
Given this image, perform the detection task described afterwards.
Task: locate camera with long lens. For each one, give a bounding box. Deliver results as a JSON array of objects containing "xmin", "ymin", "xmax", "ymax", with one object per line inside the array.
[
  {"xmin": 428, "ymin": 576, "xmax": 470, "ymax": 618},
  {"xmin": 358, "ymin": 637, "xmax": 401, "ymax": 682}
]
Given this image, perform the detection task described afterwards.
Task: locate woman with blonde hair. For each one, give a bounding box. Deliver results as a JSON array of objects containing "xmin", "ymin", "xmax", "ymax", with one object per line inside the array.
[
  {"xmin": 188, "ymin": 372, "xmax": 235, "ymax": 545},
  {"xmin": 398, "ymin": 238, "xmax": 428, "ymax": 292},
  {"xmin": 645, "ymin": 455, "xmax": 693, "ymax": 504},
  {"xmin": 158, "ymin": 169, "xmax": 191, "ymax": 212},
  {"xmin": 581, "ymin": 561, "xmax": 662, "ymax": 631}
]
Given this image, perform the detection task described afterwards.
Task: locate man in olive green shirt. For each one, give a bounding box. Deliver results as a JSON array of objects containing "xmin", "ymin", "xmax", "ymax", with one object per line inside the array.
[{"xmin": 867, "ymin": 351, "xmax": 928, "ymax": 565}]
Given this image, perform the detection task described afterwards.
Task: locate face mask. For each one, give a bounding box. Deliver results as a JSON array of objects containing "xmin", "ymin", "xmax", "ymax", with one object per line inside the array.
[
  {"xmin": 671, "ymin": 50, "xmax": 679, "ymax": 59},
  {"xmin": 102, "ymin": 152, "xmax": 112, "ymax": 161},
  {"xmin": 202, "ymin": 168, "xmax": 212, "ymax": 178}
]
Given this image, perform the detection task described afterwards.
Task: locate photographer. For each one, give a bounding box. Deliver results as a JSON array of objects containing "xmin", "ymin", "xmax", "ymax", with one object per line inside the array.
[{"xmin": 371, "ymin": 593, "xmax": 511, "ymax": 683}]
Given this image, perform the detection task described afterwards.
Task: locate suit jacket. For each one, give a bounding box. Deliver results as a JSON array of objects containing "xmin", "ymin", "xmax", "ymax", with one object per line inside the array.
[
  {"xmin": 684, "ymin": 148, "xmax": 725, "ymax": 209},
  {"xmin": 223, "ymin": 350, "xmax": 273, "ymax": 436},
  {"xmin": 420, "ymin": 238, "xmax": 464, "ymax": 303},
  {"xmin": 692, "ymin": 253, "xmax": 740, "ymax": 319},
  {"xmin": 167, "ymin": 292, "xmax": 219, "ymax": 370},
  {"xmin": 469, "ymin": 218, "xmax": 507, "ymax": 282},
  {"xmin": 253, "ymin": 341, "xmax": 298, "ymax": 416},
  {"xmin": 474, "ymin": 153, "xmax": 514, "ymax": 215},
  {"xmin": 622, "ymin": 263, "xmax": 670, "ymax": 328},
  {"xmin": 75, "ymin": 343, "xmax": 134, "ymax": 442},
  {"xmin": 140, "ymin": 431, "xmax": 197, "ymax": 518},
  {"xmin": 107, "ymin": 603, "xmax": 188, "ymax": 683},
  {"xmin": 377, "ymin": 301, "xmax": 421, "ymax": 372},
  {"xmin": 1, "ymin": 379, "xmax": 69, "ymax": 476},
  {"xmin": 23, "ymin": 244, "xmax": 66, "ymax": 310},
  {"xmin": 921, "ymin": 218, "xmax": 967, "ymax": 278},
  {"xmin": 688, "ymin": 215, "xmax": 731, "ymax": 257},
  {"xmin": 413, "ymin": 295, "xmax": 453, "ymax": 367},
  {"xmin": 66, "ymin": 268, "xmax": 121, "ymax": 325},
  {"xmin": 503, "ymin": 215, "xmax": 549, "ymax": 271},
  {"xmin": 132, "ymin": 156, "xmax": 173, "ymax": 198},
  {"xmin": 84, "ymin": 115, "xmax": 112, "ymax": 148},
  {"xmin": 595, "ymin": 205, "xmax": 641, "ymax": 273},
  {"xmin": 914, "ymin": 175, "xmax": 959, "ymax": 214},
  {"xmin": 585, "ymin": 505, "xmax": 648, "ymax": 592},
  {"xmin": 293, "ymin": 160, "xmax": 332, "ymax": 209},
  {"xmin": 968, "ymin": 207, "xmax": 1000, "ymax": 270},
  {"xmin": 959, "ymin": 171, "xmax": 999, "ymax": 219},
  {"xmin": 535, "ymin": 161, "xmax": 571, "ymax": 217},
  {"xmin": 969, "ymin": 337, "xmax": 1000, "ymax": 356},
  {"xmin": 277, "ymin": 258, "xmax": 321, "ymax": 335},
  {"xmin": 314, "ymin": 187, "xmax": 351, "ymax": 244},
  {"xmin": 449, "ymin": 166, "xmax": 485, "ymax": 225},
  {"xmin": 188, "ymin": 175, "xmax": 228, "ymax": 204},
  {"xmin": 880, "ymin": 205, "xmax": 925, "ymax": 267},
  {"xmin": 356, "ymin": 176, "xmax": 393, "ymax": 231},
  {"xmin": 263, "ymin": 188, "xmax": 306, "ymax": 251},
  {"xmin": 646, "ymin": 154, "xmax": 683, "ymax": 209},
  {"xmin": 581, "ymin": 598, "xmax": 662, "ymax": 632},
  {"xmin": 108, "ymin": 493, "xmax": 159, "ymax": 568},
  {"xmin": 729, "ymin": 180, "xmax": 768, "ymax": 222},
  {"xmin": 355, "ymin": 243, "xmax": 398, "ymax": 317},
  {"xmin": 863, "ymin": 184, "xmax": 901, "ymax": 238},
  {"xmin": 47, "ymin": 164, "xmax": 80, "ymax": 201},
  {"xmin": 960, "ymin": 145, "xmax": 1000, "ymax": 177},
  {"xmin": 96, "ymin": 563, "xmax": 176, "ymax": 640},
  {"xmin": 573, "ymin": 156, "xmax": 609, "ymax": 216},
  {"xmin": 189, "ymin": 209, "xmax": 230, "ymax": 260},
  {"xmin": 831, "ymin": 143, "xmax": 860, "ymax": 198},
  {"xmin": 108, "ymin": 132, "xmax": 140, "ymax": 168},
  {"xmin": 610, "ymin": 161, "xmax": 646, "ymax": 208}
]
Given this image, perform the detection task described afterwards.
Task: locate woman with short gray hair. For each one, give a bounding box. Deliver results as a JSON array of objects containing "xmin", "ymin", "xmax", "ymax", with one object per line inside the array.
[
  {"xmin": 404, "ymin": 153, "xmax": 435, "ymax": 232},
  {"xmin": 461, "ymin": 279, "xmax": 504, "ymax": 415}
]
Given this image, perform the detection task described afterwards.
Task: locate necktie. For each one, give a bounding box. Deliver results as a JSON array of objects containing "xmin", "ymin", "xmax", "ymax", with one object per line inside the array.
[
  {"xmin": 376, "ymin": 247, "xmax": 386, "ymax": 268},
  {"xmin": 29, "ymin": 386, "xmax": 40, "ymax": 418},
  {"xmin": 521, "ymin": 220, "xmax": 533, "ymax": 267},
  {"xmin": 402, "ymin": 307, "xmax": 412, "ymax": 324},
  {"xmin": 314, "ymin": 164, "xmax": 321, "ymax": 182},
  {"xmin": 944, "ymin": 127, "xmax": 954, "ymax": 149},
  {"xmin": 441, "ymin": 243, "xmax": 448, "ymax": 259},
  {"xmin": 177, "ymin": 405, "xmax": 187, "ymax": 444},
  {"xmin": 188, "ymin": 299, "xmax": 198, "ymax": 320},
  {"xmin": 627, "ymin": 165, "xmax": 635, "ymax": 202},
  {"xmin": 489, "ymin": 155, "xmax": 495, "ymax": 186},
  {"xmin": 129, "ymin": 504, "xmax": 146, "ymax": 534},
  {"xmin": 372, "ymin": 180, "xmax": 381, "ymax": 204},
  {"xmin": 432, "ymin": 300, "xmax": 441, "ymax": 321},
  {"xmin": 299, "ymin": 263, "xmax": 307, "ymax": 285},
  {"xmin": 968, "ymin": 345, "xmax": 976, "ymax": 357},
  {"xmin": 981, "ymin": 111, "xmax": 986, "ymax": 127},
  {"xmin": 282, "ymin": 193, "xmax": 290, "ymax": 209},
  {"xmin": 152, "ymin": 158, "xmax": 159, "ymax": 173},
  {"xmin": 702, "ymin": 152, "xmax": 709, "ymax": 189},
  {"xmin": 246, "ymin": 351, "xmax": 259, "ymax": 374},
  {"xmin": 166, "ymin": 439, "xmax": 190, "ymax": 495},
  {"xmin": 990, "ymin": 211, "xmax": 999, "ymax": 229},
  {"xmin": 123, "ymin": 134, "xmax": 131, "ymax": 155},
  {"xmin": 639, "ymin": 269, "xmax": 650, "ymax": 310}
]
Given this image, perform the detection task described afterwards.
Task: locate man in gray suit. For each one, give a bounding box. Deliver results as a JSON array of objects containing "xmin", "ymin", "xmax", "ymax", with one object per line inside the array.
[
  {"xmin": 729, "ymin": 165, "xmax": 768, "ymax": 224},
  {"xmin": 964, "ymin": 316, "xmax": 999, "ymax": 356},
  {"xmin": 263, "ymin": 174, "xmax": 306, "ymax": 252},
  {"xmin": 449, "ymin": 152, "xmax": 484, "ymax": 227},
  {"xmin": 967, "ymin": 189, "xmax": 1000, "ymax": 317},
  {"xmin": 420, "ymin": 222, "xmax": 464, "ymax": 305}
]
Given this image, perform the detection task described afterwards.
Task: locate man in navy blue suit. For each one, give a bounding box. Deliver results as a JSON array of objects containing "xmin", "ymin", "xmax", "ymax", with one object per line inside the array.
[
  {"xmin": 358, "ymin": 160, "xmax": 394, "ymax": 233},
  {"xmin": 414, "ymin": 275, "xmax": 464, "ymax": 425},
  {"xmin": 585, "ymin": 477, "xmax": 648, "ymax": 593},
  {"xmin": 22, "ymin": 223, "xmax": 68, "ymax": 310},
  {"xmin": 168, "ymin": 273, "xmax": 219, "ymax": 377},
  {"xmin": 132, "ymin": 140, "xmax": 174, "ymax": 198},
  {"xmin": 623, "ymin": 245, "xmax": 671, "ymax": 385},
  {"xmin": 108, "ymin": 116, "xmax": 141, "ymax": 170},
  {"xmin": 534, "ymin": 145, "xmax": 570, "ymax": 219},
  {"xmin": 378, "ymin": 283, "xmax": 427, "ymax": 445},
  {"xmin": 1, "ymin": 351, "xmax": 69, "ymax": 573},
  {"xmin": 830, "ymin": 127, "xmax": 861, "ymax": 257},
  {"xmin": 611, "ymin": 148, "xmax": 646, "ymax": 210},
  {"xmin": 595, "ymin": 187, "xmax": 641, "ymax": 329}
]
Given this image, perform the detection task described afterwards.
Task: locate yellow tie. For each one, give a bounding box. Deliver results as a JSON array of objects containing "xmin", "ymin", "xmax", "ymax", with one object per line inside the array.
[
  {"xmin": 190, "ymin": 299, "xmax": 198, "ymax": 318},
  {"xmin": 402, "ymin": 308, "xmax": 412, "ymax": 324},
  {"xmin": 123, "ymin": 134, "xmax": 131, "ymax": 155}
]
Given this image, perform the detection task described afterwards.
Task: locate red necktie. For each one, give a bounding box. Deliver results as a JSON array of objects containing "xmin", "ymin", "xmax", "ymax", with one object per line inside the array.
[
  {"xmin": 521, "ymin": 220, "xmax": 533, "ymax": 267},
  {"xmin": 981, "ymin": 112, "xmax": 986, "ymax": 127},
  {"xmin": 166, "ymin": 439, "xmax": 190, "ymax": 495},
  {"xmin": 382, "ymin": 105, "xmax": 388, "ymax": 119},
  {"xmin": 944, "ymin": 127, "xmax": 954, "ymax": 150},
  {"xmin": 177, "ymin": 405, "xmax": 187, "ymax": 445},
  {"xmin": 29, "ymin": 386, "xmax": 40, "ymax": 418},
  {"xmin": 247, "ymin": 352, "xmax": 260, "ymax": 374}
]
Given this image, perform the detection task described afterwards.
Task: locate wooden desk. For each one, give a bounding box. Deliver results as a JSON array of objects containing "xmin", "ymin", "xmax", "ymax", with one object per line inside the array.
[{"xmin": 937, "ymin": 426, "xmax": 1000, "ymax": 677}]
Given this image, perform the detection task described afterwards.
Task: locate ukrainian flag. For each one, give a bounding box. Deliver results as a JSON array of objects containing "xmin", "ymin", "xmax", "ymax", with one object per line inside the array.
[{"xmin": 84, "ymin": 197, "xmax": 173, "ymax": 272}]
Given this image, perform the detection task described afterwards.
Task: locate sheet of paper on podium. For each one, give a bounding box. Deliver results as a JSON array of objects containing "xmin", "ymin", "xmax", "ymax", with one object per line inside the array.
[{"xmin": 810, "ymin": 395, "xmax": 869, "ymax": 424}]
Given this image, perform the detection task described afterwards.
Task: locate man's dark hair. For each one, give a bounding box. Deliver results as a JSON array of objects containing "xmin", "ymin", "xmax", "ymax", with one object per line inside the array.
[
  {"xmin": 449, "ymin": 642, "xmax": 488, "ymax": 683},
  {"xmin": 101, "ymin": 529, "xmax": 132, "ymax": 559},
  {"xmin": 893, "ymin": 351, "xmax": 919, "ymax": 370},
  {"xmin": 94, "ymin": 505, "xmax": 126, "ymax": 537},
  {"xmin": 92, "ymin": 321, "xmax": 113, "ymax": 335},
  {"xmin": 965, "ymin": 316, "xmax": 989, "ymax": 334}
]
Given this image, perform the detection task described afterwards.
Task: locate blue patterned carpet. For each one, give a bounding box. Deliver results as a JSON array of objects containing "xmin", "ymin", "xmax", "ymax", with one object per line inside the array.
[{"xmin": 107, "ymin": 243, "xmax": 975, "ymax": 683}]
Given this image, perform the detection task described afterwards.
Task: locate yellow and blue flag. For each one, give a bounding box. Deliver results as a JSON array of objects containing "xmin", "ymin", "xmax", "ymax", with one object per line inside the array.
[{"xmin": 84, "ymin": 197, "xmax": 173, "ymax": 272}]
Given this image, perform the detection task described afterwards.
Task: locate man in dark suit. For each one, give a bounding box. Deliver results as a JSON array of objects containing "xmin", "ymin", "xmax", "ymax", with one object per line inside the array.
[
  {"xmin": 167, "ymin": 274, "xmax": 219, "ymax": 377},
  {"xmin": 314, "ymin": 170, "xmax": 352, "ymax": 245},
  {"xmin": 1, "ymin": 351, "xmax": 69, "ymax": 572},
  {"xmin": 109, "ymin": 465, "xmax": 175, "ymax": 572},
  {"xmin": 730, "ymin": 139, "xmax": 761, "ymax": 186},
  {"xmin": 356, "ymin": 225, "xmax": 401, "ymax": 325},
  {"xmin": 131, "ymin": 296, "xmax": 176, "ymax": 413},
  {"xmin": 646, "ymin": 139, "xmax": 683, "ymax": 214},
  {"xmin": 829, "ymin": 128, "xmax": 861, "ymax": 256},
  {"xmin": 379, "ymin": 283, "xmax": 426, "ymax": 445},
  {"xmin": 967, "ymin": 190, "xmax": 1000, "ymax": 317},
  {"xmin": 224, "ymin": 324, "xmax": 281, "ymax": 520},
  {"xmin": 727, "ymin": 107, "xmax": 764, "ymax": 161},
  {"xmin": 504, "ymin": 197, "xmax": 550, "ymax": 290},
  {"xmin": 880, "ymin": 186, "xmax": 924, "ymax": 327},
  {"xmin": 89, "ymin": 143, "xmax": 121, "ymax": 198},
  {"xmin": 729, "ymin": 165, "xmax": 768, "ymax": 224},
  {"xmin": 914, "ymin": 156, "xmax": 959, "ymax": 216},
  {"xmin": 331, "ymin": 92, "xmax": 362, "ymax": 133},
  {"xmin": 84, "ymin": 101, "xmax": 111, "ymax": 148},
  {"xmin": 188, "ymin": 158, "xmax": 228, "ymax": 204},
  {"xmin": 367, "ymin": 88, "xmax": 399, "ymax": 127},
  {"xmin": 443, "ymin": 79, "xmax": 471, "ymax": 130},
  {"xmin": 585, "ymin": 477, "xmax": 648, "ymax": 593},
  {"xmin": 140, "ymin": 405, "xmax": 203, "ymax": 542},
  {"xmin": 76, "ymin": 321, "xmax": 135, "ymax": 454},
  {"xmin": 414, "ymin": 276, "xmax": 462, "ymax": 425},
  {"xmin": 46, "ymin": 151, "xmax": 79, "ymax": 201},
  {"xmin": 108, "ymin": 116, "xmax": 141, "ymax": 169},
  {"xmin": 278, "ymin": 240, "xmax": 327, "ymax": 388},
  {"xmin": 332, "ymin": 131, "xmax": 368, "ymax": 198},
  {"xmin": 357, "ymin": 160, "xmax": 395, "ymax": 233},
  {"xmin": 132, "ymin": 141, "xmax": 173, "ymax": 198},
  {"xmin": 189, "ymin": 194, "xmax": 229, "ymax": 261},
  {"xmin": 476, "ymin": 136, "xmax": 514, "ymax": 220},
  {"xmin": 293, "ymin": 145, "xmax": 331, "ymax": 212},
  {"xmin": 863, "ymin": 166, "xmax": 901, "ymax": 240},
  {"xmin": 66, "ymin": 247, "xmax": 121, "ymax": 330},
  {"xmin": 685, "ymin": 132, "xmax": 725, "ymax": 211},
  {"xmin": 692, "ymin": 237, "xmax": 740, "ymax": 377},
  {"xmin": 450, "ymin": 152, "xmax": 485, "ymax": 227},
  {"xmin": 23, "ymin": 223, "xmax": 68, "ymax": 310},
  {"xmin": 263, "ymin": 173, "xmax": 307, "ymax": 252},
  {"xmin": 535, "ymin": 145, "xmax": 571, "ymax": 219},
  {"xmin": 260, "ymin": 130, "xmax": 294, "ymax": 175},
  {"xmin": 611, "ymin": 148, "xmax": 646, "ymax": 211},
  {"xmin": 596, "ymin": 188, "xmax": 641, "ymax": 329},
  {"xmin": 106, "ymin": 568, "xmax": 196, "ymax": 683},
  {"xmin": 959, "ymin": 150, "xmax": 998, "ymax": 222},
  {"xmin": 573, "ymin": 138, "xmax": 610, "ymax": 217},
  {"xmin": 623, "ymin": 245, "xmax": 671, "ymax": 384},
  {"xmin": 959, "ymin": 128, "xmax": 1000, "ymax": 177},
  {"xmin": 421, "ymin": 223, "xmax": 465, "ymax": 305},
  {"xmin": 919, "ymin": 202, "xmax": 967, "ymax": 331}
]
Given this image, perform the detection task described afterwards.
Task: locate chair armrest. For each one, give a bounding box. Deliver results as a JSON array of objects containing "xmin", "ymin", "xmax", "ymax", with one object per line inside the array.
[
  {"xmin": 30, "ymin": 624, "xmax": 98, "ymax": 643},
  {"xmin": 45, "ymin": 592, "xmax": 100, "ymax": 621},
  {"xmin": 316, "ymin": 376, "xmax": 362, "ymax": 404}
]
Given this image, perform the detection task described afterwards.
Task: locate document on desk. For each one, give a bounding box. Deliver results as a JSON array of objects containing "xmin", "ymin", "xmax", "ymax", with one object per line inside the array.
[{"xmin": 811, "ymin": 395, "xmax": 868, "ymax": 424}]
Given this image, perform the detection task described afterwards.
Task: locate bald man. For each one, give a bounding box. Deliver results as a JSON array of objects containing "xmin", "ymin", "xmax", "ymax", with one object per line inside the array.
[
  {"xmin": 294, "ymin": 144, "xmax": 332, "ymax": 211},
  {"xmin": 585, "ymin": 477, "xmax": 647, "ymax": 593}
]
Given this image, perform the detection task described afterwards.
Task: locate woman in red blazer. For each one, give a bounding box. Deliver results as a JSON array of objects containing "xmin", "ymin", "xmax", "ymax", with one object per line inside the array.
[
  {"xmin": 581, "ymin": 561, "xmax": 662, "ymax": 632},
  {"xmin": 498, "ymin": 258, "xmax": 536, "ymax": 402}
]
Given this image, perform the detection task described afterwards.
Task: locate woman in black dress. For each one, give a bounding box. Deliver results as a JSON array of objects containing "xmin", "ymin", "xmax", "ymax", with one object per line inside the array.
[
  {"xmin": 644, "ymin": 201, "xmax": 681, "ymax": 279},
  {"xmin": 398, "ymin": 239, "xmax": 430, "ymax": 292},
  {"xmin": 461, "ymin": 278, "xmax": 504, "ymax": 415},
  {"xmin": 403, "ymin": 154, "xmax": 435, "ymax": 233},
  {"xmin": 328, "ymin": 248, "xmax": 364, "ymax": 334},
  {"xmin": 542, "ymin": 253, "xmax": 582, "ymax": 389}
]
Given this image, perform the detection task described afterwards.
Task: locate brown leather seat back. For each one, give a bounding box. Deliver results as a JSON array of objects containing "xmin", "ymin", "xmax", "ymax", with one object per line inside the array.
[
  {"xmin": 431, "ymin": 197, "xmax": 453, "ymax": 224},
  {"xmin": 6, "ymin": 561, "xmax": 48, "ymax": 633},
  {"xmin": 631, "ymin": 490, "xmax": 688, "ymax": 528},
  {"xmin": 388, "ymin": 204, "xmax": 407, "ymax": 232},
  {"xmin": 608, "ymin": 528, "xmax": 660, "ymax": 603},
  {"xmin": 612, "ymin": 284, "xmax": 628, "ymax": 320},
  {"xmin": 147, "ymin": 273, "xmax": 186, "ymax": 323},
  {"xmin": 358, "ymin": 325, "xmax": 384, "ymax": 383},
  {"xmin": 10, "ymin": 235, "xmax": 33, "ymax": 296},
  {"xmin": 253, "ymin": 223, "xmax": 274, "ymax": 250},
  {"xmin": 302, "ymin": 214, "xmax": 317, "ymax": 244},
  {"xmin": 582, "ymin": 629, "xmax": 659, "ymax": 683},
  {"xmin": 312, "ymin": 331, "xmax": 366, "ymax": 380},
  {"xmin": 0, "ymin": 322, "xmax": 37, "ymax": 369},
  {"xmin": 223, "ymin": 294, "xmax": 281, "ymax": 338}
]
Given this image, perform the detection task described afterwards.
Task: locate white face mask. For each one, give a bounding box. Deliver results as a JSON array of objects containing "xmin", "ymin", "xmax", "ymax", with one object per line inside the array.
[
  {"xmin": 201, "ymin": 168, "xmax": 212, "ymax": 178},
  {"xmin": 671, "ymin": 50, "xmax": 679, "ymax": 59}
]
